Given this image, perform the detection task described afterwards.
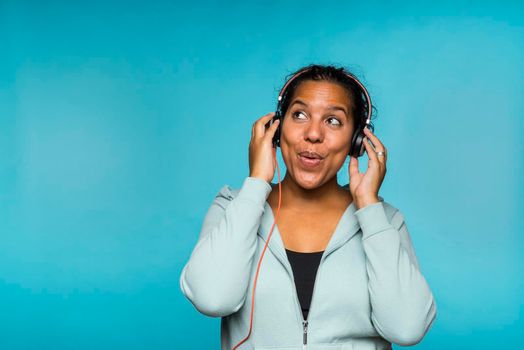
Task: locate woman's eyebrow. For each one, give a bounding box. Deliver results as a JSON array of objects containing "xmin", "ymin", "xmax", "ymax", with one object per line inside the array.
[{"xmin": 290, "ymin": 99, "xmax": 348, "ymax": 116}]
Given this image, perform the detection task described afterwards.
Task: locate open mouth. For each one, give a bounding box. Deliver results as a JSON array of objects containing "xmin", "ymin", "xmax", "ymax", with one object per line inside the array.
[{"xmin": 297, "ymin": 154, "xmax": 323, "ymax": 168}]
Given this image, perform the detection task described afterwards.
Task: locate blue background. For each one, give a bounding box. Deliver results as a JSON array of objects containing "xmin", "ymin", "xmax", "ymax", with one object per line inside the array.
[{"xmin": 1, "ymin": 1, "xmax": 523, "ymax": 349}]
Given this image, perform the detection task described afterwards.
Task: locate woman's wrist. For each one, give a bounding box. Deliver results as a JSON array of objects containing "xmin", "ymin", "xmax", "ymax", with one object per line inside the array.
[
  {"xmin": 249, "ymin": 173, "xmax": 271, "ymax": 184},
  {"xmin": 354, "ymin": 196, "xmax": 380, "ymax": 210}
]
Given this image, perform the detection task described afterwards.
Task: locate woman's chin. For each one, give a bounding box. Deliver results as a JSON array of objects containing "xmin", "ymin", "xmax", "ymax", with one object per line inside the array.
[{"xmin": 294, "ymin": 172, "xmax": 324, "ymax": 190}]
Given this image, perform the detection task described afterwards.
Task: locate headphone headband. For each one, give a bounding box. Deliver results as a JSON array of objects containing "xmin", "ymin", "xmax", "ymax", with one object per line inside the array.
[{"xmin": 277, "ymin": 67, "xmax": 373, "ymax": 127}]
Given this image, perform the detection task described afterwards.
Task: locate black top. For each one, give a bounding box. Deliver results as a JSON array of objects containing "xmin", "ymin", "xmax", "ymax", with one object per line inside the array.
[{"xmin": 285, "ymin": 248, "xmax": 324, "ymax": 320}]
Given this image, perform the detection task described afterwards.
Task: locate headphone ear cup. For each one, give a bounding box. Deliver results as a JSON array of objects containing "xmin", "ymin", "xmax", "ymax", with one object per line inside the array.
[
  {"xmin": 349, "ymin": 129, "xmax": 365, "ymax": 157},
  {"xmin": 272, "ymin": 112, "xmax": 281, "ymax": 148}
]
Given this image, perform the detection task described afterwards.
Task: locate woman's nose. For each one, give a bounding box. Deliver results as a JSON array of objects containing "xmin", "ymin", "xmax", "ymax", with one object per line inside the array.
[{"xmin": 304, "ymin": 120, "xmax": 324, "ymax": 143}]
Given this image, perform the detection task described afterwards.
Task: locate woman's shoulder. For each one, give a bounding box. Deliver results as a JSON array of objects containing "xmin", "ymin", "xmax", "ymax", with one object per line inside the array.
[
  {"xmin": 214, "ymin": 177, "xmax": 272, "ymax": 206},
  {"xmin": 216, "ymin": 184, "xmax": 237, "ymax": 201}
]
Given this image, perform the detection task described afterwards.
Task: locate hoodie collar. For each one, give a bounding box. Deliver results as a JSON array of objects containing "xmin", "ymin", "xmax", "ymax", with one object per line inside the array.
[{"xmin": 258, "ymin": 186, "xmax": 362, "ymax": 266}]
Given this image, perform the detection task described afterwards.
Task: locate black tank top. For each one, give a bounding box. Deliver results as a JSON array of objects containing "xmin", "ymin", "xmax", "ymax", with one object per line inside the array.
[{"xmin": 285, "ymin": 248, "xmax": 324, "ymax": 320}]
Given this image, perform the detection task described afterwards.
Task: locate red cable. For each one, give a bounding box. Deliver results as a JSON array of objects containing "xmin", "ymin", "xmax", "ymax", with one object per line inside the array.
[{"xmin": 232, "ymin": 147, "xmax": 282, "ymax": 350}]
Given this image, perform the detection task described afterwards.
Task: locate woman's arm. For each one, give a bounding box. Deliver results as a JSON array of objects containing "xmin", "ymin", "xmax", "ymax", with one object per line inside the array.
[
  {"xmin": 355, "ymin": 201, "xmax": 437, "ymax": 346},
  {"xmin": 179, "ymin": 177, "xmax": 272, "ymax": 317}
]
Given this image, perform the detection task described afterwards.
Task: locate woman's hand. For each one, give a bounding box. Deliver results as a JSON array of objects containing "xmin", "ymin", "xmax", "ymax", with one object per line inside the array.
[
  {"xmin": 349, "ymin": 127, "xmax": 388, "ymax": 210},
  {"xmin": 249, "ymin": 112, "xmax": 280, "ymax": 183}
]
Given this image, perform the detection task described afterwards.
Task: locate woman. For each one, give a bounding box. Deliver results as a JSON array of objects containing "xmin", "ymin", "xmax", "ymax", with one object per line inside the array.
[{"xmin": 180, "ymin": 64, "xmax": 437, "ymax": 350}]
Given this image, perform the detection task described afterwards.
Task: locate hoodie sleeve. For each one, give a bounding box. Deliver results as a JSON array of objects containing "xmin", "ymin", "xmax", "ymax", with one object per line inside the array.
[
  {"xmin": 354, "ymin": 201, "xmax": 437, "ymax": 346},
  {"xmin": 179, "ymin": 177, "xmax": 272, "ymax": 317}
]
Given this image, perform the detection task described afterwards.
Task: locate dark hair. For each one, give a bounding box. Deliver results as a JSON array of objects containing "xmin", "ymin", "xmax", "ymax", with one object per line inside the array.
[{"xmin": 277, "ymin": 64, "xmax": 377, "ymax": 131}]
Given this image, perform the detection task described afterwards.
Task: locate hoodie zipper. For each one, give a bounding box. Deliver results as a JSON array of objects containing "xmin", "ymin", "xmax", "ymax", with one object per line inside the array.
[
  {"xmin": 283, "ymin": 239, "xmax": 353, "ymax": 349},
  {"xmin": 303, "ymin": 255, "xmax": 322, "ymax": 350},
  {"xmin": 291, "ymin": 253, "xmax": 324, "ymax": 350},
  {"xmin": 302, "ymin": 319, "xmax": 308, "ymax": 350},
  {"xmin": 288, "ymin": 269, "xmax": 307, "ymax": 349}
]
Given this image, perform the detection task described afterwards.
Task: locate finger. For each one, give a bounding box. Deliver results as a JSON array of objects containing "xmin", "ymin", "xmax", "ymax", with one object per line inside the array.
[
  {"xmin": 253, "ymin": 113, "xmax": 274, "ymax": 134},
  {"xmin": 365, "ymin": 136, "xmax": 387, "ymax": 166},
  {"xmin": 363, "ymin": 136, "xmax": 380, "ymax": 164},
  {"xmin": 363, "ymin": 127, "xmax": 386, "ymax": 153},
  {"xmin": 349, "ymin": 156, "xmax": 359, "ymax": 178},
  {"xmin": 263, "ymin": 118, "xmax": 280, "ymax": 141},
  {"xmin": 363, "ymin": 129, "xmax": 387, "ymax": 163},
  {"xmin": 254, "ymin": 112, "xmax": 276, "ymax": 138}
]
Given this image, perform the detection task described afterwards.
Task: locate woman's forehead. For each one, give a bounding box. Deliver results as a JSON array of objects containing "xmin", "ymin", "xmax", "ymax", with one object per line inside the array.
[{"xmin": 290, "ymin": 80, "xmax": 352, "ymax": 109}]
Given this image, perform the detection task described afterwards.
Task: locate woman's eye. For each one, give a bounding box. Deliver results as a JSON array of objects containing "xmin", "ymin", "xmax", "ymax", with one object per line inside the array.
[
  {"xmin": 292, "ymin": 112, "xmax": 341, "ymax": 126},
  {"xmin": 293, "ymin": 111, "xmax": 307, "ymax": 119},
  {"xmin": 327, "ymin": 117, "xmax": 342, "ymax": 126}
]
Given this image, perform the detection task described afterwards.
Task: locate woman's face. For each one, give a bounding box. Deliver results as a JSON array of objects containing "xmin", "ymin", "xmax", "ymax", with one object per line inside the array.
[{"xmin": 280, "ymin": 80, "xmax": 355, "ymax": 190}]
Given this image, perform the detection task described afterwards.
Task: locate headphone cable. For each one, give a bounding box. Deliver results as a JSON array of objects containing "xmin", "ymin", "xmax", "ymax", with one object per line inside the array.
[{"xmin": 232, "ymin": 147, "xmax": 282, "ymax": 350}]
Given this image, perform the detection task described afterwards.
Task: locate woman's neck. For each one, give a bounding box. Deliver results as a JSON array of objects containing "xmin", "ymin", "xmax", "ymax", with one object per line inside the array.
[{"xmin": 270, "ymin": 172, "xmax": 351, "ymax": 212}]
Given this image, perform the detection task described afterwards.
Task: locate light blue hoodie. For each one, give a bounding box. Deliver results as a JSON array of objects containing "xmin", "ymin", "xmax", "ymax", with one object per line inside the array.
[{"xmin": 180, "ymin": 177, "xmax": 437, "ymax": 349}]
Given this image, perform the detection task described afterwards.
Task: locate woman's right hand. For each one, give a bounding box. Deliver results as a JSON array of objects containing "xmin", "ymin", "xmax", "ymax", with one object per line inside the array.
[{"xmin": 249, "ymin": 112, "xmax": 280, "ymax": 183}]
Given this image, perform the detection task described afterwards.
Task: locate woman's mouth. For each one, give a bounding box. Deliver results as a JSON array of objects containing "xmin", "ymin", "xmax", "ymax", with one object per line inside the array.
[{"xmin": 297, "ymin": 153, "xmax": 324, "ymax": 168}]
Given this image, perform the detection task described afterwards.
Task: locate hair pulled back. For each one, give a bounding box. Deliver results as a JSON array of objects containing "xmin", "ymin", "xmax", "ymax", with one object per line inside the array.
[{"xmin": 278, "ymin": 64, "xmax": 377, "ymax": 131}]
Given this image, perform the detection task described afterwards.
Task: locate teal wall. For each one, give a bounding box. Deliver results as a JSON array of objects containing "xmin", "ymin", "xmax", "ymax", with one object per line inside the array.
[{"xmin": 1, "ymin": 1, "xmax": 523, "ymax": 349}]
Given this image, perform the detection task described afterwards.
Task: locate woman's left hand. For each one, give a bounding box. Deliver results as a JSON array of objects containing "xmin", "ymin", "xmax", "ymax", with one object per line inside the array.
[{"xmin": 349, "ymin": 127, "xmax": 387, "ymax": 210}]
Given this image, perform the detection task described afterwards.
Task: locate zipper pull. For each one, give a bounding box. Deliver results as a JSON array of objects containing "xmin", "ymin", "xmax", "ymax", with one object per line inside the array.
[{"xmin": 302, "ymin": 320, "xmax": 308, "ymax": 350}]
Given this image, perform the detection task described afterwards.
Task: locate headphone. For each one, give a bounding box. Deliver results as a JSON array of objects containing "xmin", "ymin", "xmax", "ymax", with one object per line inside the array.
[
  {"xmin": 232, "ymin": 67, "xmax": 374, "ymax": 350},
  {"xmin": 271, "ymin": 66, "xmax": 374, "ymax": 157}
]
